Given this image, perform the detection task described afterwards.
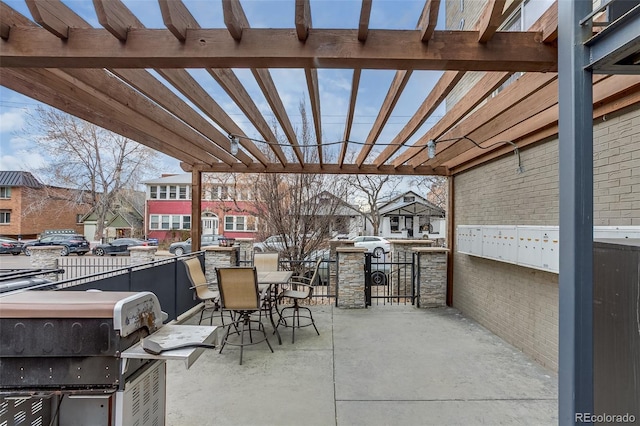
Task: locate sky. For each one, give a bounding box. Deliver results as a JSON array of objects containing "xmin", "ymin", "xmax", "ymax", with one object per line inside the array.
[{"xmin": 0, "ymin": 0, "xmax": 447, "ymax": 176}]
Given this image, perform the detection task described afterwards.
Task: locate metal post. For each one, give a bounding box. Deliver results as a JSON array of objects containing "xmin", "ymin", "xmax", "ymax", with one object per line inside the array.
[
  {"xmin": 558, "ymin": 0, "xmax": 594, "ymax": 423},
  {"xmin": 191, "ymin": 170, "xmax": 202, "ymax": 252}
]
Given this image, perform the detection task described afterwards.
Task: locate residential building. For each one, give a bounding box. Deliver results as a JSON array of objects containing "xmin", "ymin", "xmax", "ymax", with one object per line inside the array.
[
  {"xmin": 0, "ymin": 171, "xmax": 89, "ymax": 239},
  {"xmin": 143, "ymin": 174, "xmax": 261, "ymax": 243},
  {"xmin": 378, "ymin": 191, "xmax": 446, "ymax": 241},
  {"xmin": 81, "ymin": 189, "xmax": 146, "ymax": 242},
  {"xmin": 304, "ymin": 191, "xmax": 364, "ymax": 239},
  {"xmin": 445, "ymin": 0, "xmax": 640, "ymax": 373}
]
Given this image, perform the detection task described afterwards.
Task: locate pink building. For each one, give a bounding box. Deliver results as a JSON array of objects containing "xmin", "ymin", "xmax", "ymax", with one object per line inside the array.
[{"xmin": 143, "ymin": 174, "xmax": 261, "ymax": 243}]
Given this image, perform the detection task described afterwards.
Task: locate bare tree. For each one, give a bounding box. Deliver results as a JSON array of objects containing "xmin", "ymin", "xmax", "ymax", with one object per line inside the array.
[
  {"xmin": 347, "ymin": 175, "xmax": 403, "ymax": 236},
  {"xmin": 248, "ymin": 102, "xmax": 352, "ymax": 260},
  {"xmin": 25, "ymin": 107, "xmax": 160, "ymax": 240}
]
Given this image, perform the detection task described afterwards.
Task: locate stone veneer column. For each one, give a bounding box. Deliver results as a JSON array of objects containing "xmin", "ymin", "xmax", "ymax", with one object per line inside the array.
[
  {"xmin": 129, "ymin": 246, "xmax": 158, "ymax": 265},
  {"xmin": 29, "ymin": 246, "xmax": 62, "ymax": 281},
  {"xmin": 329, "ymin": 239, "xmax": 355, "ymax": 297},
  {"xmin": 203, "ymin": 246, "xmax": 238, "ymax": 289},
  {"xmin": 336, "ymin": 246, "xmax": 367, "ymax": 309},
  {"xmin": 234, "ymin": 238, "xmax": 253, "ymax": 265},
  {"xmin": 414, "ymin": 247, "xmax": 449, "ymax": 308}
]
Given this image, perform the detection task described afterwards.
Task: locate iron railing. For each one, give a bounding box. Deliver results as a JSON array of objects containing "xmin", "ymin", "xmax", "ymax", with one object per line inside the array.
[{"xmin": 365, "ymin": 251, "xmax": 416, "ymax": 306}]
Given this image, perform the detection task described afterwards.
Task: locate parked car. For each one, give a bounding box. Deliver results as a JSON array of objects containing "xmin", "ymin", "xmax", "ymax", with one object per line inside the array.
[
  {"xmin": 168, "ymin": 234, "xmax": 234, "ymax": 256},
  {"xmin": 304, "ymin": 249, "xmax": 390, "ymax": 286},
  {"xmin": 351, "ymin": 236, "xmax": 391, "ymax": 257},
  {"xmin": 23, "ymin": 234, "xmax": 90, "ymax": 256},
  {"xmin": 0, "ymin": 237, "xmax": 23, "ymax": 255},
  {"xmin": 92, "ymin": 238, "xmax": 156, "ymax": 256},
  {"xmin": 253, "ymin": 235, "xmax": 294, "ymax": 253}
]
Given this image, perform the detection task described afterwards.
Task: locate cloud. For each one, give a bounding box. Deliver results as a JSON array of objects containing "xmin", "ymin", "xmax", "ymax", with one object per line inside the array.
[
  {"xmin": 0, "ymin": 110, "xmax": 26, "ymax": 133},
  {"xmin": 0, "ymin": 150, "xmax": 46, "ymax": 172}
]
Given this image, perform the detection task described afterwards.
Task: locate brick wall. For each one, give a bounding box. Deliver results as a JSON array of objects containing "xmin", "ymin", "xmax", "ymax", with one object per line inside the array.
[{"xmin": 453, "ymin": 105, "xmax": 640, "ymax": 372}]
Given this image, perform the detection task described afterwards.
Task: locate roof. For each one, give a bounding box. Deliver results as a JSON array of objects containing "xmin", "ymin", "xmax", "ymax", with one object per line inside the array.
[
  {"xmin": 0, "ymin": 171, "xmax": 43, "ymax": 188},
  {"xmin": 378, "ymin": 191, "xmax": 445, "ymax": 216},
  {"xmin": 142, "ymin": 174, "xmax": 192, "ymax": 185},
  {"xmin": 0, "ymin": 1, "xmax": 638, "ymax": 177}
]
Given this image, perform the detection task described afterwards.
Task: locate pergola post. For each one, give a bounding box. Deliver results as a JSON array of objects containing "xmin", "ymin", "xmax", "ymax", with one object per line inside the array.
[
  {"xmin": 558, "ymin": 0, "xmax": 594, "ymax": 423},
  {"xmin": 191, "ymin": 170, "xmax": 202, "ymax": 252}
]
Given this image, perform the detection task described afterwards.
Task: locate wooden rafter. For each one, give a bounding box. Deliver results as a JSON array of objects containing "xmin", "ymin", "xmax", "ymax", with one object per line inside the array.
[
  {"xmin": 340, "ymin": 69, "xmax": 362, "ymax": 167},
  {"xmin": 373, "ymin": 70, "xmax": 465, "ymax": 166},
  {"xmin": 92, "ymin": 0, "xmax": 254, "ymax": 166},
  {"xmin": 305, "ymin": 67, "xmax": 323, "ymax": 163},
  {"xmin": 418, "ymin": 0, "xmax": 441, "ymax": 42},
  {"xmin": 208, "ymin": 68, "xmax": 288, "ymax": 165},
  {"xmin": 358, "ymin": 0, "xmax": 373, "ymax": 42},
  {"xmin": 154, "ymin": 69, "xmax": 269, "ymax": 166},
  {"xmin": 355, "ymin": 70, "xmax": 413, "ymax": 166},
  {"xmin": 477, "ymin": 0, "xmax": 507, "ymax": 43},
  {"xmin": 185, "ymin": 162, "xmax": 445, "ymax": 176},
  {"xmin": 394, "ymin": 71, "xmax": 512, "ymax": 167},
  {"xmin": 0, "ymin": 67, "xmax": 204, "ymax": 165},
  {"xmin": 447, "ymin": 74, "xmax": 640, "ymax": 173},
  {"xmin": 157, "ymin": 0, "xmax": 292, "ymax": 166},
  {"xmin": 295, "ymin": 0, "xmax": 311, "ymax": 42},
  {"xmin": 222, "ymin": 0, "xmax": 246, "ymax": 41},
  {"xmin": 158, "ymin": 0, "xmax": 197, "ymax": 42},
  {"xmin": 1, "ymin": 28, "xmax": 558, "ymax": 72},
  {"xmin": 252, "ymin": 68, "xmax": 305, "ymax": 165}
]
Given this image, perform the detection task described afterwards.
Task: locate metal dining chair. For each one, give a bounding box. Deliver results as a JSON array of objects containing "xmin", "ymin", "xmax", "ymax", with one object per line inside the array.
[
  {"xmin": 216, "ymin": 267, "xmax": 274, "ymax": 365},
  {"xmin": 276, "ymin": 257, "xmax": 321, "ymax": 343},
  {"xmin": 182, "ymin": 257, "xmax": 226, "ymax": 326}
]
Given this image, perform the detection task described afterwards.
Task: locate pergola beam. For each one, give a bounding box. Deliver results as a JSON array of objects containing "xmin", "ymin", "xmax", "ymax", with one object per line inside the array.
[
  {"xmin": 358, "ymin": 0, "xmax": 373, "ymax": 42},
  {"xmin": 0, "ymin": 28, "xmax": 558, "ymax": 72},
  {"xmin": 340, "ymin": 69, "xmax": 361, "ymax": 166},
  {"xmin": 418, "ymin": 0, "xmax": 441, "ymax": 42},
  {"xmin": 477, "ymin": 0, "xmax": 507, "ymax": 43},
  {"xmin": 184, "ymin": 162, "xmax": 446, "ymax": 176},
  {"xmin": 355, "ymin": 70, "xmax": 412, "ymax": 166}
]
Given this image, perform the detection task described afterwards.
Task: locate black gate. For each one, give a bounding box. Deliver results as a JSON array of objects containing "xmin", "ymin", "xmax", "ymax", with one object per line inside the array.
[{"xmin": 364, "ymin": 251, "xmax": 416, "ymax": 306}]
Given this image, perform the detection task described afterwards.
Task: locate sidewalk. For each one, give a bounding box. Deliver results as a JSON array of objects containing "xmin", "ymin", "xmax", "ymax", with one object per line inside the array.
[{"xmin": 165, "ymin": 306, "xmax": 557, "ymax": 425}]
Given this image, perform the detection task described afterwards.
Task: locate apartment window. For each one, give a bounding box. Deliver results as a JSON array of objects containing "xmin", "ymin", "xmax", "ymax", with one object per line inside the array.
[
  {"xmin": 150, "ymin": 214, "xmax": 190, "ymax": 230},
  {"xmin": 225, "ymin": 215, "xmax": 256, "ymax": 232},
  {"xmin": 179, "ymin": 186, "xmax": 188, "ymax": 200},
  {"xmin": 0, "ymin": 187, "xmax": 10, "ymax": 199},
  {"xmin": 159, "ymin": 186, "xmax": 167, "ymax": 199},
  {"xmin": 0, "ymin": 211, "xmax": 10, "ymax": 224},
  {"xmin": 169, "ymin": 186, "xmax": 177, "ymax": 199},
  {"xmin": 403, "ymin": 196, "xmax": 416, "ymax": 203},
  {"xmin": 149, "ymin": 185, "xmax": 158, "ymax": 199},
  {"xmin": 161, "ymin": 215, "xmax": 170, "ymax": 230}
]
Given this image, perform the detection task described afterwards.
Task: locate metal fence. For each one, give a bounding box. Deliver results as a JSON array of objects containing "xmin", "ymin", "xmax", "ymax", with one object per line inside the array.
[{"xmin": 58, "ymin": 256, "xmax": 130, "ymax": 280}]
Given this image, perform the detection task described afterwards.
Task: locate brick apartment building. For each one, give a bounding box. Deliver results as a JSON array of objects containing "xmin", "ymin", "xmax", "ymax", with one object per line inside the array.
[
  {"xmin": 143, "ymin": 173, "xmax": 261, "ymax": 244},
  {"xmin": 0, "ymin": 171, "xmax": 90, "ymax": 240}
]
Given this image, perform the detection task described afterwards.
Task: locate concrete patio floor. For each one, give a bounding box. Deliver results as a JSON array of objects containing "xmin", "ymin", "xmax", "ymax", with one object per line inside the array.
[{"xmin": 165, "ymin": 306, "xmax": 557, "ymax": 426}]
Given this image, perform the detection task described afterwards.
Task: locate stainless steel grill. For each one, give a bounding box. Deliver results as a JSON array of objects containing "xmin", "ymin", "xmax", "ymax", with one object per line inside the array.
[{"xmin": 0, "ymin": 290, "xmax": 216, "ymax": 426}]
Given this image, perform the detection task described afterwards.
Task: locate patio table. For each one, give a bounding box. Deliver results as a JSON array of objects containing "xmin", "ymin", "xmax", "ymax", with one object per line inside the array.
[{"xmin": 257, "ymin": 270, "xmax": 293, "ymax": 345}]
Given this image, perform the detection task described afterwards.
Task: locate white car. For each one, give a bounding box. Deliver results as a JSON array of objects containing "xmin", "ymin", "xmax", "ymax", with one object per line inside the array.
[{"xmin": 351, "ymin": 236, "xmax": 391, "ymax": 257}]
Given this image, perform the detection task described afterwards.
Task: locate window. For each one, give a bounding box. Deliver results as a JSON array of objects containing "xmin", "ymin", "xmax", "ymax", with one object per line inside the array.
[
  {"xmin": 225, "ymin": 215, "xmax": 257, "ymax": 231},
  {"xmin": 403, "ymin": 196, "xmax": 415, "ymax": 203},
  {"xmin": 149, "ymin": 186, "xmax": 158, "ymax": 199},
  {"xmin": 0, "ymin": 211, "xmax": 10, "ymax": 224},
  {"xmin": 390, "ymin": 216, "xmax": 400, "ymax": 233},
  {"xmin": 150, "ymin": 214, "xmax": 191, "ymax": 230},
  {"xmin": 169, "ymin": 186, "xmax": 177, "ymax": 199},
  {"xmin": 0, "ymin": 187, "xmax": 11, "ymax": 199},
  {"xmin": 159, "ymin": 186, "xmax": 167, "ymax": 199},
  {"xmin": 179, "ymin": 186, "xmax": 188, "ymax": 200}
]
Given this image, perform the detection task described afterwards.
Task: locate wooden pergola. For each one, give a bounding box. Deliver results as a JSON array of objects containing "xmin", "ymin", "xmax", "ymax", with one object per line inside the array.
[{"xmin": 2, "ymin": 1, "xmax": 640, "ymax": 422}]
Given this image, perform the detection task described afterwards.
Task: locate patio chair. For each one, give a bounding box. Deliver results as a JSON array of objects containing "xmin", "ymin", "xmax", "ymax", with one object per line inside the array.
[
  {"xmin": 253, "ymin": 251, "xmax": 280, "ymax": 307},
  {"xmin": 182, "ymin": 257, "xmax": 228, "ymax": 326},
  {"xmin": 276, "ymin": 258, "xmax": 321, "ymax": 343},
  {"xmin": 216, "ymin": 267, "xmax": 274, "ymax": 365}
]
